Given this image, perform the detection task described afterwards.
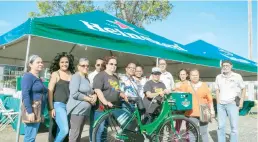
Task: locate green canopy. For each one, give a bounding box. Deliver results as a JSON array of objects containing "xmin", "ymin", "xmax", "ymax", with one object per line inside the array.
[{"xmin": 0, "ymin": 11, "xmax": 257, "ymax": 80}]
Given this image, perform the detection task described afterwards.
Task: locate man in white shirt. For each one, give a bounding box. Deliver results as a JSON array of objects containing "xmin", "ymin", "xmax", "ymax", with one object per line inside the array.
[
  {"xmin": 88, "ymin": 58, "xmax": 103, "ymax": 87},
  {"xmin": 150, "ymin": 59, "xmax": 174, "ymax": 92},
  {"xmin": 215, "ymin": 60, "xmax": 246, "ymax": 142}
]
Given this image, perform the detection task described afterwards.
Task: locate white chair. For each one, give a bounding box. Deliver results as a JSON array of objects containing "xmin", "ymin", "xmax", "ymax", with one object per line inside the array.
[{"xmin": 0, "ymin": 99, "xmax": 19, "ymax": 131}]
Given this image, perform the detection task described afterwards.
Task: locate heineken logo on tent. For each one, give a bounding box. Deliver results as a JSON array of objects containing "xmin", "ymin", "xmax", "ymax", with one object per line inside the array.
[
  {"xmin": 79, "ymin": 20, "xmax": 187, "ymax": 52},
  {"xmin": 219, "ymin": 49, "xmax": 250, "ymax": 64},
  {"xmin": 106, "ymin": 20, "xmax": 144, "ymax": 36},
  {"xmin": 107, "ymin": 20, "xmax": 131, "ymax": 29}
]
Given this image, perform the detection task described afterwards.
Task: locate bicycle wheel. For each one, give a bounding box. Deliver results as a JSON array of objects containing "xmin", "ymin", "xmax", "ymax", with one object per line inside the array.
[
  {"xmin": 92, "ymin": 110, "xmax": 145, "ymax": 142},
  {"xmin": 156, "ymin": 115, "xmax": 200, "ymax": 142}
]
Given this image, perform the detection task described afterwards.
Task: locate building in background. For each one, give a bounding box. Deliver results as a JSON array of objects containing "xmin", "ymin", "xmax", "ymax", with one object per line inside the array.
[
  {"xmin": 0, "ymin": 65, "xmax": 24, "ymax": 89},
  {"xmin": 207, "ymin": 81, "xmax": 258, "ymax": 101}
]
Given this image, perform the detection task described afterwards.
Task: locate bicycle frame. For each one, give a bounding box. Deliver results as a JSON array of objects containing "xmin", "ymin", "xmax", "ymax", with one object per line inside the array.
[
  {"xmin": 93, "ymin": 95, "xmax": 179, "ymax": 137},
  {"xmin": 137, "ymin": 96, "xmax": 178, "ymax": 135}
]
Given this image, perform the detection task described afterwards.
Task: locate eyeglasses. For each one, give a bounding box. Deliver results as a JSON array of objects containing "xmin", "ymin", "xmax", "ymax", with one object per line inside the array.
[
  {"xmin": 222, "ymin": 65, "xmax": 231, "ymax": 68},
  {"xmin": 79, "ymin": 64, "xmax": 89, "ymax": 68},
  {"xmin": 127, "ymin": 67, "xmax": 136, "ymax": 70},
  {"xmin": 96, "ymin": 64, "xmax": 102, "ymax": 67},
  {"xmin": 152, "ymin": 73, "xmax": 161, "ymax": 76},
  {"xmin": 159, "ymin": 63, "xmax": 166, "ymax": 66},
  {"xmin": 108, "ymin": 63, "xmax": 117, "ymax": 66}
]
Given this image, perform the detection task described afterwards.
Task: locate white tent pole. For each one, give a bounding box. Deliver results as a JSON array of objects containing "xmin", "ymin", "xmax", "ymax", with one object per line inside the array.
[
  {"xmin": 16, "ymin": 35, "xmax": 32, "ymax": 142},
  {"xmin": 156, "ymin": 58, "xmax": 159, "ymax": 67},
  {"xmin": 248, "ymin": 0, "xmax": 253, "ymax": 60}
]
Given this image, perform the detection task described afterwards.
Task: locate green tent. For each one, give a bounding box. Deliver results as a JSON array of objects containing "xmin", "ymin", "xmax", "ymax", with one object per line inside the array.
[
  {"xmin": 0, "ymin": 11, "xmax": 257, "ymax": 80},
  {"xmin": 0, "ymin": 11, "xmax": 257, "ymax": 141}
]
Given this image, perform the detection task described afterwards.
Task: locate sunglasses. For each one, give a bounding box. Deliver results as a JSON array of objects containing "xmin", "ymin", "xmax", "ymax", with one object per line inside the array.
[
  {"xmin": 108, "ymin": 63, "xmax": 117, "ymax": 66},
  {"xmin": 152, "ymin": 73, "xmax": 161, "ymax": 75},
  {"xmin": 79, "ymin": 64, "xmax": 89, "ymax": 68},
  {"xmin": 96, "ymin": 64, "xmax": 103, "ymax": 67}
]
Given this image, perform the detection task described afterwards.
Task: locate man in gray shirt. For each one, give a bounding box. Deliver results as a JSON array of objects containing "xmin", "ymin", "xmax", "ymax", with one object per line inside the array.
[{"xmin": 143, "ymin": 67, "xmax": 170, "ymax": 114}]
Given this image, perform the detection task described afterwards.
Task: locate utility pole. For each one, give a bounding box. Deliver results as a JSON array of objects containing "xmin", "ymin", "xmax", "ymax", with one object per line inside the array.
[{"xmin": 248, "ymin": 0, "xmax": 252, "ymax": 60}]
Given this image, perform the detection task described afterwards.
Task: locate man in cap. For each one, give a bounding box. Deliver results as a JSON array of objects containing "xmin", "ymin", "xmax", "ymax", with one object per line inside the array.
[
  {"xmin": 149, "ymin": 59, "xmax": 175, "ymax": 92},
  {"xmin": 143, "ymin": 67, "xmax": 170, "ymax": 115}
]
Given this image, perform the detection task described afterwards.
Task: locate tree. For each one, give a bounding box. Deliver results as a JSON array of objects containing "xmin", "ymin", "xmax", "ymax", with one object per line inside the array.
[
  {"xmin": 28, "ymin": 0, "xmax": 95, "ymax": 17},
  {"xmin": 29, "ymin": 0, "xmax": 173, "ymax": 28},
  {"xmin": 105, "ymin": 0, "xmax": 173, "ymax": 27}
]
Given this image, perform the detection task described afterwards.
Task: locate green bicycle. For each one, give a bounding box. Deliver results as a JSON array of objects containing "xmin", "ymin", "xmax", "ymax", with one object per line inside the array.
[{"xmin": 92, "ymin": 93, "xmax": 200, "ymax": 142}]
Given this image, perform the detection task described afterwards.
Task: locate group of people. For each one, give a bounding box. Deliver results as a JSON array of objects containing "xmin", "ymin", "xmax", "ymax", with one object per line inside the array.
[{"xmin": 21, "ymin": 52, "xmax": 246, "ymax": 142}]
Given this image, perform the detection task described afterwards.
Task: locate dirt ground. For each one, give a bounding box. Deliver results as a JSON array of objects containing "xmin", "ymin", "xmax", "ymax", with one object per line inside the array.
[{"xmin": 1, "ymin": 109, "xmax": 257, "ymax": 142}]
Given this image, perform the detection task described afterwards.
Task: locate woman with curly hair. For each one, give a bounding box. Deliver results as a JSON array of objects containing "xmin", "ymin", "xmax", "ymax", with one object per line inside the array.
[{"xmin": 48, "ymin": 52, "xmax": 75, "ymax": 142}]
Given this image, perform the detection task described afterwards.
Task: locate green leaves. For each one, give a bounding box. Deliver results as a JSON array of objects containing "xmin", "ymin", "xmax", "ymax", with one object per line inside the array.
[
  {"xmin": 29, "ymin": 0, "xmax": 95, "ymax": 17},
  {"xmin": 105, "ymin": 0, "xmax": 173, "ymax": 28},
  {"xmin": 29, "ymin": 0, "xmax": 173, "ymax": 28}
]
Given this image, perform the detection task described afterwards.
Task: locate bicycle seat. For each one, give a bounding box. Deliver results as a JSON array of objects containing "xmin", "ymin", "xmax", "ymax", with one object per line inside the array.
[
  {"xmin": 153, "ymin": 96, "xmax": 163, "ymax": 105},
  {"xmin": 127, "ymin": 97, "xmax": 141, "ymax": 103},
  {"xmin": 127, "ymin": 97, "xmax": 146, "ymax": 113}
]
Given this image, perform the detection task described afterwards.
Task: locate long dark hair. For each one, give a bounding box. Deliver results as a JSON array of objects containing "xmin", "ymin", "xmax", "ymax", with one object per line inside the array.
[
  {"xmin": 49, "ymin": 52, "xmax": 75, "ymax": 74},
  {"xmin": 178, "ymin": 68, "xmax": 190, "ymax": 81}
]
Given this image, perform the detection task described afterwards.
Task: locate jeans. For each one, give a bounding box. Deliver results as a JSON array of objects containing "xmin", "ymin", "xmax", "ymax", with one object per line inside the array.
[
  {"xmin": 54, "ymin": 102, "xmax": 69, "ymax": 142},
  {"xmin": 217, "ymin": 102, "xmax": 239, "ymax": 142},
  {"xmin": 24, "ymin": 123, "xmax": 40, "ymax": 142},
  {"xmin": 90, "ymin": 108, "xmax": 131, "ymax": 142}
]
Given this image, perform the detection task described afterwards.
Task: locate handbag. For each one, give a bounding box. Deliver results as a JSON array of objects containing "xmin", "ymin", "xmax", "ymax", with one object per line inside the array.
[
  {"xmin": 22, "ymin": 82, "xmax": 44, "ymax": 123},
  {"xmin": 190, "ymin": 83, "xmax": 211, "ymax": 123},
  {"xmin": 128, "ymin": 77, "xmax": 145, "ymax": 111}
]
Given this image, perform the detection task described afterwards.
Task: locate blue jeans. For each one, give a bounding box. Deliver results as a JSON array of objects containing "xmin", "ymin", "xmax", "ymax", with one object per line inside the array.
[
  {"xmin": 24, "ymin": 123, "xmax": 40, "ymax": 142},
  {"xmin": 54, "ymin": 102, "xmax": 69, "ymax": 142},
  {"xmin": 217, "ymin": 102, "xmax": 239, "ymax": 142}
]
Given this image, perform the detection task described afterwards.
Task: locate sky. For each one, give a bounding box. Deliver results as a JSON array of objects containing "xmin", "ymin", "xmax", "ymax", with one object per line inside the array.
[{"xmin": 0, "ymin": 1, "xmax": 257, "ymax": 62}]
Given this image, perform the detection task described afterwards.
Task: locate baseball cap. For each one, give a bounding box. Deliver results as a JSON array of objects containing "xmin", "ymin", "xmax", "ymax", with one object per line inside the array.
[{"xmin": 152, "ymin": 67, "xmax": 161, "ymax": 75}]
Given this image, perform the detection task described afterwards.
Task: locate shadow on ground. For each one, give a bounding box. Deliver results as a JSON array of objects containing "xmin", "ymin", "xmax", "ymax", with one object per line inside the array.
[
  {"xmin": 38, "ymin": 124, "xmax": 49, "ymax": 133},
  {"xmin": 81, "ymin": 136, "xmax": 90, "ymax": 142},
  {"xmin": 209, "ymin": 130, "xmax": 230, "ymax": 142}
]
